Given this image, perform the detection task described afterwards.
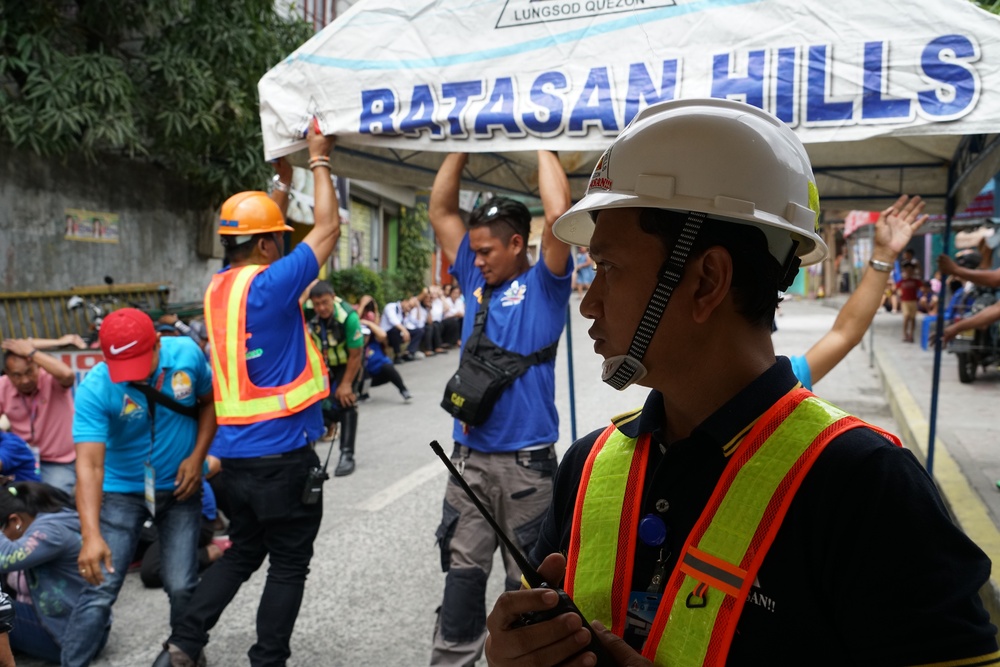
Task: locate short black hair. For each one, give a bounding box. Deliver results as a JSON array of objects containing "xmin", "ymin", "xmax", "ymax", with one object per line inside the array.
[
  {"xmin": 220, "ymin": 236, "xmax": 257, "ymax": 264},
  {"xmin": 309, "ymin": 281, "xmax": 335, "ymax": 300},
  {"xmin": 638, "ymin": 209, "xmax": 783, "ymax": 329},
  {"xmin": 468, "ymin": 196, "xmax": 531, "ymax": 246},
  {"xmin": 2, "ymin": 350, "xmax": 29, "ymax": 373},
  {"xmin": 0, "ymin": 481, "xmax": 72, "ymax": 526}
]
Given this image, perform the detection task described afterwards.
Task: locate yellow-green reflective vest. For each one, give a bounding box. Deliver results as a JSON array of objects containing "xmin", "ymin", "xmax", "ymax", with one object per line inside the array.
[{"xmin": 565, "ymin": 388, "xmax": 899, "ymax": 666}]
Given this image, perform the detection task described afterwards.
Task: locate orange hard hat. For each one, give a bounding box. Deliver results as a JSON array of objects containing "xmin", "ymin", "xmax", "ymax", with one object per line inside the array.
[{"xmin": 218, "ymin": 191, "xmax": 293, "ymax": 236}]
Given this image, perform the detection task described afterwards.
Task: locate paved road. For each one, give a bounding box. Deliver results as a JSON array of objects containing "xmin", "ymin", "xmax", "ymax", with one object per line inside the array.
[{"xmin": 21, "ymin": 297, "xmax": 913, "ymax": 666}]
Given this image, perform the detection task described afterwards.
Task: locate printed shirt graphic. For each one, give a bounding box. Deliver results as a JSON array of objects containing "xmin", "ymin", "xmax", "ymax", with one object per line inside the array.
[
  {"xmin": 72, "ymin": 336, "xmax": 212, "ymax": 493},
  {"xmin": 211, "ymin": 244, "xmax": 325, "ymax": 458},
  {"xmin": 450, "ymin": 234, "xmax": 572, "ymax": 452}
]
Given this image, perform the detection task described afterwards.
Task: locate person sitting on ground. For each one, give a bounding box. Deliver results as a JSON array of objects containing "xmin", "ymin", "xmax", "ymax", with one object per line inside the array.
[
  {"xmin": 441, "ymin": 284, "xmax": 465, "ymax": 349},
  {"xmin": 402, "ymin": 295, "xmax": 427, "ymax": 360},
  {"xmin": 0, "ymin": 480, "xmax": 109, "ymax": 664},
  {"xmin": 786, "ymin": 194, "xmax": 927, "ymax": 389},
  {"xmin": 138, "ymin": 479, "xmax": 230, "ymax": 589},
  {"xmin": 0, "ymin": 432, "xmax": 40, "ymax": 483},
  {"xmin": 918, "ymin": 280, "xmax": 939, "ymax": 315},
  {"xmin": 380, "ymin": 298, "xmax": 412, "ymax": 361},
  {"xmin": 0, "ymin": 338, "xmax": 78, "ymax": 493},
  {"xmin": 421, "ymin": 286, "xmax": 448, "ymax": 356},
  {"xmin": 356, "ymin": 308, "xmax": 413, "ymax": 403}
]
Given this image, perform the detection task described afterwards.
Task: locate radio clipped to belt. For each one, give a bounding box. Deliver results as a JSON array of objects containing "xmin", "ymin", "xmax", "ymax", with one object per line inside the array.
[{"xmin": 440, "ymin": 286, "xmax": 557, "ymax": 427}]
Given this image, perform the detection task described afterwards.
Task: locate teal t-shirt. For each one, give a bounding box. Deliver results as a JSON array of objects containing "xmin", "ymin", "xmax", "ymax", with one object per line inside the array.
[{"xmin": 72, "ymin": 336, "xmax": 212, "ymax": 493}]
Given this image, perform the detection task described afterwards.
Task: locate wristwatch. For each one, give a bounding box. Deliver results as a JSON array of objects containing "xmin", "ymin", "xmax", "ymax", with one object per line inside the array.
[{"xmin": 271, "ymin": 174, "xmax": 290, "ymax": 193}]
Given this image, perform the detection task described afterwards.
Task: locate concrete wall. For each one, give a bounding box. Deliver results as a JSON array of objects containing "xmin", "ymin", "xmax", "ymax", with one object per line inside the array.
[{"xmin": 0, "ymin": 147, "xmax": 218, "ymax": 302}]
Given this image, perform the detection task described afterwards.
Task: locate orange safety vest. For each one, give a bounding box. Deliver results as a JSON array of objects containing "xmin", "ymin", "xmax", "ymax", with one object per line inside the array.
[
  {"xmin": 204, "ymin": 264, "xmax": 329, "ymax": 425},
  {"xmin": 564, "ymin": 388, "xmax": 900, "ymax": 666}
]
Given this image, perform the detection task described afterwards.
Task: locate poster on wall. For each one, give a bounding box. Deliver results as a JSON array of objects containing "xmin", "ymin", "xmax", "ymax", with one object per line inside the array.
[{"xmin": 64, "ymin": 208, "xmax": 120, "ymax": 243}]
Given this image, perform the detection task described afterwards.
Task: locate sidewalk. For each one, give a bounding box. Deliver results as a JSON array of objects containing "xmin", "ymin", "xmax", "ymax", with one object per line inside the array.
[{"xmin": 820, "ymin": 295, "xmax": 1000, "ymax": 623}]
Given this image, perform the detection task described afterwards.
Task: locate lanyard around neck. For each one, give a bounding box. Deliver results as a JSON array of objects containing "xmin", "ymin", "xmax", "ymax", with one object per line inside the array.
[
  {"xmin": 17, "ymin": 393, "xmax": 38, "ymax": 444},
  {"xmin": 144, "ymin": 370, "xmax": 166, "ymax": 462}
]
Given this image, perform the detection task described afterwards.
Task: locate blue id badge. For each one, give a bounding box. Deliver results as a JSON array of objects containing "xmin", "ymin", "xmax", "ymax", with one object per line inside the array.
[{"xmin": 144, "ymin": 462, "xmax": 156, "ymax": 517}]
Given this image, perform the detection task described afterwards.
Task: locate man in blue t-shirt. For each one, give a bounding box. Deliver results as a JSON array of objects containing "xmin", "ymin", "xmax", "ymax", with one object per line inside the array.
[
  {"xmin": 157, "ymin": 124, "xmax": 339, "ymax": 667},
  {"xmin": 427, "ymin": 150, "xmax": 573, "ymax": 665},
  {"xmin": 65, "ymin": 308, "xmax": 215, "ymax": 667}
]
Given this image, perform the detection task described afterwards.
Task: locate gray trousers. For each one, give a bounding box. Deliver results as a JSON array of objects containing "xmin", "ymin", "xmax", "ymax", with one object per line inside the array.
[{"xmin": 430, "ymin": 443, "xmax": 557, "ymax": 667}]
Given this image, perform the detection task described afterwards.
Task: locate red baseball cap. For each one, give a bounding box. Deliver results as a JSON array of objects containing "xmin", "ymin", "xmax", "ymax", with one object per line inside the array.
[{"xmin": 99, "ymin": 308, "xmax": 158, "ymax": 383}]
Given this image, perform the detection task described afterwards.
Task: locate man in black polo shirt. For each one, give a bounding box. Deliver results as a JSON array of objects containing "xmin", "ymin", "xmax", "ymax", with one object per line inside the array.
[{"xmin": 484, "ymin": 99, "xmax": 999, "ymax": 666}]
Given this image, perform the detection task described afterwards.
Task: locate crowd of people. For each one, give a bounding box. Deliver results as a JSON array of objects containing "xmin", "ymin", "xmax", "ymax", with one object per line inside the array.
[{"xmin": 0, "ymin": 102, "xmax": 998, "ymax": 667}]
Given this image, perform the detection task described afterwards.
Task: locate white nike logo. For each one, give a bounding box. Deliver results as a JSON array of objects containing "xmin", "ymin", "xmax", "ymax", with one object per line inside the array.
[{"xmin": 109, "ymin": 341, "xmax": 138, "ymax": 355}]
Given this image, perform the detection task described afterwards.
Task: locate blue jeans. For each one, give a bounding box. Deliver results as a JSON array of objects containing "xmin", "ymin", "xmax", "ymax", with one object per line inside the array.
[
  {"xmin": 60, "ymin": 491, "xmax": 201, "ymax": 667},
  {"xmin": 170, "ymin": 446, "xmax": 323, "ymax": 667},
  {"xmin": 11, "ymin": 599, "xmax": 62, "ymax": 663},
  {"xmin": 40, "ymin": 461, "xmax": 76, "ymax": 495}
]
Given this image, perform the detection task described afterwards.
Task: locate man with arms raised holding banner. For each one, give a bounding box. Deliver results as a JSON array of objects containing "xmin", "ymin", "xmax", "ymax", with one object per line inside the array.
[{"xmin": 428, "ymin": 150, "xmax": 573, "ymax": 666}]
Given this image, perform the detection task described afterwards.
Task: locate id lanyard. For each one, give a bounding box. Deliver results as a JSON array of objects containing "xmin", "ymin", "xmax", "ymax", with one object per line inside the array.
[
  {"xmin": 18, "ymin": 393, "xmax": 39, "ymax": 475},
  {"xmin": 143, "ymin": 371, "xmax": 166, "ymax": 518},
  {"xmin": 17, "ymin": 394, "xmax": 38, "ymax": 444}
]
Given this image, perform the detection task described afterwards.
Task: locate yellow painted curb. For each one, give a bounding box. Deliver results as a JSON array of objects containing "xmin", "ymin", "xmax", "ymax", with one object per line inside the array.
[{"xmin": 874, "ymin": 344, "xmax": 1000, "ymax": 625}]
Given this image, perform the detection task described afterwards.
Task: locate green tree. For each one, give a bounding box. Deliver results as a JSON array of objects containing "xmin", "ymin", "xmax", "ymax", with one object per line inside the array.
[
  {"xmin": 0, "ymin": 0, "xmax": 311, "ymax": 204},
  {"xmin": 389, "ymin": 202, "xmax": 433, "ymax": 299},
  {"xmin": 329, "ymin": 265, "xmax": 384, "ymax": 307}
]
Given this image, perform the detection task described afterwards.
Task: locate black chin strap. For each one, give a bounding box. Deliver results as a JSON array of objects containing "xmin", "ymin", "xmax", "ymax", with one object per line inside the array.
[{"xmin": 604, "ymin": 211, "xmax": 705, "ymax": 391}]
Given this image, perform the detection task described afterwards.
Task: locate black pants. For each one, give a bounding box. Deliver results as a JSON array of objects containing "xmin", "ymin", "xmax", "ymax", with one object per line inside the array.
[
  {"xmin": 169, "ymin": 446, "xmax": 323, "ymax": 667},
  {"xmin": 140, "ymin": 519, "xmax": 216, "ymax": 589},
  {"xmin": 422, "ymin": 321, "xmax": 444, "ymax": 352},
  {"xmin": 370, "ymin": 363, "xmax": 407, "ymax": 393},
  {"xmin": 442, "ymin": 318, "xmax": 463, "ymax": 346}
]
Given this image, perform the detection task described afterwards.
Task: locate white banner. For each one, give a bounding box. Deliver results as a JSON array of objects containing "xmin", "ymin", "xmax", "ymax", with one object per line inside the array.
[{"xmin": 259, "ymin": 0, "xmax": 1000, "ymax": 210}]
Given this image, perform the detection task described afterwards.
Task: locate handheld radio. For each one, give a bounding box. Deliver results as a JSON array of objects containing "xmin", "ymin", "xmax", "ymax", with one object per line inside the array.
[{"xmin": 428, "ymin": 441, "xmax": 615, "ymax": 666}]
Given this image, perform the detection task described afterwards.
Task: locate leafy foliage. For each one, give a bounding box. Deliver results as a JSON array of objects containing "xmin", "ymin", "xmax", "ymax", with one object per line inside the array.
[
  {"xmin": 0, "ymin": 0, "xmax": 312, "ymax": 204},
  {"xmin": 975, "ymin": 0, "xmax": 1000, "ymax": 11},
  {"xmin": 329, "ymin": 265, "xmax": 384, "ymax": 308},
  {"xmin": 395, "ymin": 202, "xmax": 433, "ymax": 296}
]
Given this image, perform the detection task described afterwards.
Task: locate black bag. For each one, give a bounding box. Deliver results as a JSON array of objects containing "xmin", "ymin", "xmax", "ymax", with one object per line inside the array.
[{"xmin": 440, "ymin": 286, "xmax": 557, "ymax": 427}]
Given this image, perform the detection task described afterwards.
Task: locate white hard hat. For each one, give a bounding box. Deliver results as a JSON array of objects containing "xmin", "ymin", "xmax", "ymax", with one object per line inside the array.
[{"xmin": 554, "ymin": 98, "xmax": 827, "ymax": 267}]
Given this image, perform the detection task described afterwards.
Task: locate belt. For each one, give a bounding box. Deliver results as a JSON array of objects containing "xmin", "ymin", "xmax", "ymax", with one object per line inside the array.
[
  {"xmin": 256, "ymin": 445, "xmax": 313, "ymax": 460},
  {"xmin": 452, "ymin": 443, "xmax": 555, "ymax": 461}
]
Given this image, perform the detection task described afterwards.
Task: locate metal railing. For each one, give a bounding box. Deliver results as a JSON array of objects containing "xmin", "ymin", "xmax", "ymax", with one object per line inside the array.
[{"xmin": 0, "ymin": 283, "xmax": 171, "ymax": 343}]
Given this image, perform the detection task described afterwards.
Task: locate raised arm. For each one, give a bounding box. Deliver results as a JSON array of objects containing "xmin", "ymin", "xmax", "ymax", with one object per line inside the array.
[
  {"xmin": 537, "ymin": 150, "xmax": 572, "ymax": 277},
  {"xmin": 270, "ymin": 157, "xmax": 294, "ymax": 219},
  {"xmin": 940, "ymin": 299, "xmax": 1000, "ymax": 344},
  {"xmin": 938, "ymin": 254, "xmax": 1000, "ymax": 289},
  {"xmin": 428, "ymin": 153, "xmax": 469, "ymax": 265},
  {"xmin": 1, "ymin": 339, "xmax": 75, "ymax": 388},
  {"xmin": 300, "ymin": 124, "xmax": 340, "ymax": 267},
  {"xmin": 804, "ymin": 195, "xmax": 928, "ymax": 385}
]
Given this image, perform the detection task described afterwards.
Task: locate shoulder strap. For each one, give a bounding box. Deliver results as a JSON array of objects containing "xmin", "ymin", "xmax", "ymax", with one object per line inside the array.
[
  {"xmin": 128, "ymin": 382, "xmax": 199, "ymax": 420},
  {"xmin": 464, "ymin": 286, "xmax": 494, "ymax": 356}
]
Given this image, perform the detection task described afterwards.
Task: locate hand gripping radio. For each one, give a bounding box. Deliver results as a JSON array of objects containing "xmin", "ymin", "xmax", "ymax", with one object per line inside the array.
[{"xmin": 429, "ymin": 441, "xmax": 614, "ymax": 666}]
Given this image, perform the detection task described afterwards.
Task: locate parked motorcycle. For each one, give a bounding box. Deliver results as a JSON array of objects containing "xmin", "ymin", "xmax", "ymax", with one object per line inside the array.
[{"xmin": 945, "ymin": 281, "xmax": 1000, "ymax": 383}]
